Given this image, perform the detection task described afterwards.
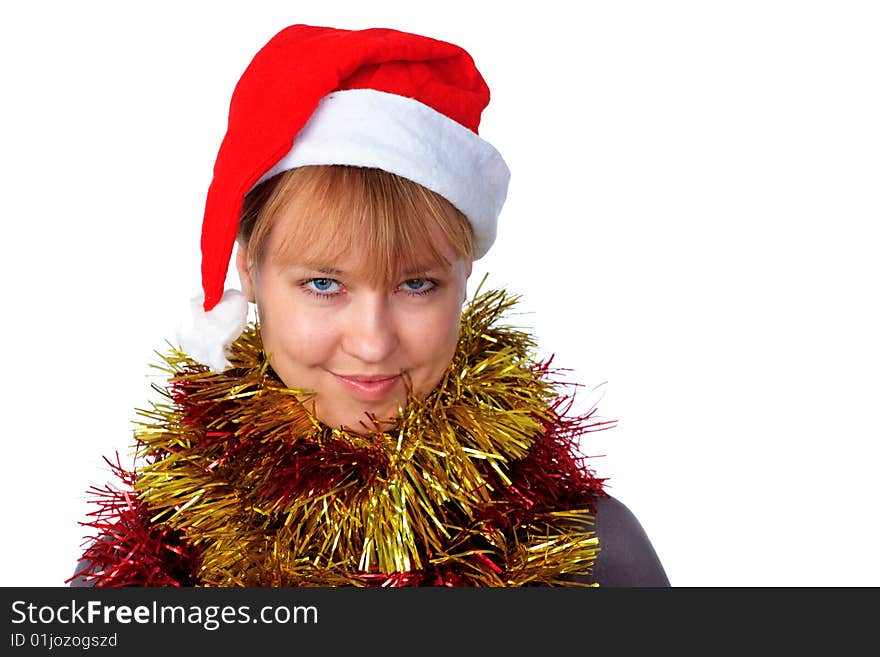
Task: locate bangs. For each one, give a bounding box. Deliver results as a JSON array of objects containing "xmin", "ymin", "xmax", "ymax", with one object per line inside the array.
[{"xmin": 241, "ymin": 166, "xmax": 474, "ymax": 286}]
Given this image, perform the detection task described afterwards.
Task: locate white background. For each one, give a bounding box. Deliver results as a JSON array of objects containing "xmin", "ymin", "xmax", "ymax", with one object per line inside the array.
[{"xmin": 1, "ymin": 1, "xmax": 878, "ymax": 587}]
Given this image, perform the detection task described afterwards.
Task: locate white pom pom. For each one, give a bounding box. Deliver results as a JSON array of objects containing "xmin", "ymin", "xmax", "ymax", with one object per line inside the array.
[{"xmin": 176, "ymin": 289, "xmax": 249, "ymax": 372}]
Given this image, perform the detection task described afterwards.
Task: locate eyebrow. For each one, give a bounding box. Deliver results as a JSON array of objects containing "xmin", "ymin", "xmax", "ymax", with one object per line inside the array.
[
  {"xmin": 314, "ymin": 266, "xmax": 345, "ymax": 276},
  {"xmin": 304, "ymin": 264, "xmax": 446, "ymax": 277}
]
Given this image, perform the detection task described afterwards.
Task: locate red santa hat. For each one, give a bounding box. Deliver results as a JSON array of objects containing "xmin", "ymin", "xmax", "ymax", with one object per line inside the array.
[{"xmin": 177, "ymin": 24, "xmax": 510, "ymax": 371}]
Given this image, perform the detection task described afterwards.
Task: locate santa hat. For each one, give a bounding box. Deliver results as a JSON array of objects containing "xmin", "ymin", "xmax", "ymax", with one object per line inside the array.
[{"xmin": 178, "ymin": 24, "xmax": 511, "ymax": 371}]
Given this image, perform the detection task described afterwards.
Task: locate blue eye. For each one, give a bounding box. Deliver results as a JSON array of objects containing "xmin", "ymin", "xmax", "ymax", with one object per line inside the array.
[
  {"xmin": 399, "ymin": 279, "xmax": 436, "ymax": 295},
  {"xmin": 312, "ymin": 278, "xmax": 335, "ymax": 291},
  {"xmin": 303, "ymin": 278, "xmax": 342, "ymax": 297}
]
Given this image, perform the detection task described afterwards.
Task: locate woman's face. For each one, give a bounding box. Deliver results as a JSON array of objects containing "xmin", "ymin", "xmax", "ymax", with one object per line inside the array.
[{"xmin": 236, "ymin": 216, "xmax": 472, "ymax": 433}]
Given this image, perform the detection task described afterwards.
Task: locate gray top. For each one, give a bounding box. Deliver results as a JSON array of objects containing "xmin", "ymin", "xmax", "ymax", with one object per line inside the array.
[{"xmin": 570, "ymin": 495, "xmax": 670, "ymax": 587}]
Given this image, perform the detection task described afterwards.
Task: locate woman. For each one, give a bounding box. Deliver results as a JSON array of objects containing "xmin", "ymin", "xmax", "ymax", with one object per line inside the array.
[{"xmin": 71, "ymin": 24, "xmax": 668, "ymax": 587}]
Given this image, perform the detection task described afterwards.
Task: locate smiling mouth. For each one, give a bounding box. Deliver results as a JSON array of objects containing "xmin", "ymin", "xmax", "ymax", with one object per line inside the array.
[
  {"xmin": 331, "ymin": 372, "xmax": 402, "ymax": 401},
  {"xmin": 336, "ymin": 374, "xmax": 399, "ymax": 382}
]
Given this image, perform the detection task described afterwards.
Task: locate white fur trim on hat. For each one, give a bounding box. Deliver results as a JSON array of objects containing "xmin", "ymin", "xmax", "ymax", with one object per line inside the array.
[
  {"xmin": 255, "ymin": 88, "xmax": 510, "ymax": 259},
  {"xmin": 177, "ymin": 289, "xmax": 249, "ymax": 372}
]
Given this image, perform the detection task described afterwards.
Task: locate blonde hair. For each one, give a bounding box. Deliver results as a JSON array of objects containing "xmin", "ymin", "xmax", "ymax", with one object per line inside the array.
[{"xmin": 238, "ymin": 166, "xmax": 474, "ymax": 285}]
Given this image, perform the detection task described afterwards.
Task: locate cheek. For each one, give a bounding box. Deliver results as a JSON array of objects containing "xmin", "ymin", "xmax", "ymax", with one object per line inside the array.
[
  {"xmin": 256, "ymin": 289, "xmax": 337, "ymax": 367},
  {"xmin": 404, "ymin": 298, "xmax": 462, "ymax": 366}
]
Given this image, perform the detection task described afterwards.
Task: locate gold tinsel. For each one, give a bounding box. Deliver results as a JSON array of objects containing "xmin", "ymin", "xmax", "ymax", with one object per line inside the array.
[{"xmin": 131, "ymin": 286, "xmax": 602, "ymax": 586}]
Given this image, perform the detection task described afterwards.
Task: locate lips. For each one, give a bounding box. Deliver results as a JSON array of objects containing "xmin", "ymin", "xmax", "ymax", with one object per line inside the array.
[
  {"xmin": 338, "ymin": 374, "xmax": 399, "ymax": 382},
  {"xmin": 331, "ymin": 372, "xmax": 402, "ymax": 401}
]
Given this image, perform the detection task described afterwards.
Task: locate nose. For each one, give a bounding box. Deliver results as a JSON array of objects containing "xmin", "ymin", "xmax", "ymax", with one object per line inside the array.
[{"xmin": 341, "ymin": 292, "xmax": 400, "ymax": 364}]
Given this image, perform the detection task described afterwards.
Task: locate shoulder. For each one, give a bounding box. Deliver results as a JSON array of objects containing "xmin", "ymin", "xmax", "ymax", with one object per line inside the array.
[{"xmin": 586, "ymin": 495, "xmax": 670, "ymax": 587}]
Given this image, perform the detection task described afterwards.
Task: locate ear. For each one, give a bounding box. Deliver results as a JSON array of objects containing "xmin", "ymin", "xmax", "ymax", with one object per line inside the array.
[{"xmin": 235, "ymin": 241, "xmax": 256, "ymax": 303}]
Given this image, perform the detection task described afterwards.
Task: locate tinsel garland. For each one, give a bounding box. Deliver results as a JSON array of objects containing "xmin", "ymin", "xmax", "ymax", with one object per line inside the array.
[{"xmin": 77, "ymin": 287, "xmax": 613, "ymax": 587}]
